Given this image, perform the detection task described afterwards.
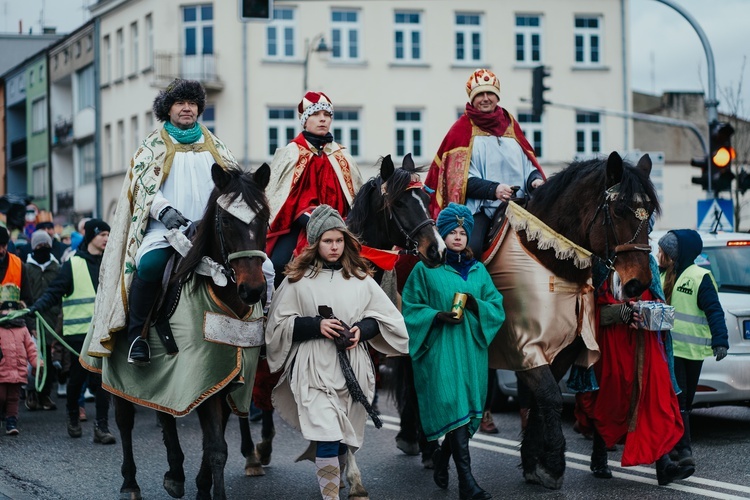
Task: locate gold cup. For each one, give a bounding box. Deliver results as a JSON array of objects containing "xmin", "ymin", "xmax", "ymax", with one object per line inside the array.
[{"xmin": 451, "ymin": 293, "xmax": 468, "ymax": 320}]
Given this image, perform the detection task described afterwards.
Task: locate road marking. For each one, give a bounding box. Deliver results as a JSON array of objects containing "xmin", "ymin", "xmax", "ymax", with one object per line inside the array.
[{"xmin": 374, "ymin": 414, "xmax": 749, "ymax": 499}]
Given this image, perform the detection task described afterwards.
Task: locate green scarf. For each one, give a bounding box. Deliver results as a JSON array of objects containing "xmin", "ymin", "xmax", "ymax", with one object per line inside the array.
[{"xmin": 164, "ymin": 121, "xmax": 203, "ymax": 144}]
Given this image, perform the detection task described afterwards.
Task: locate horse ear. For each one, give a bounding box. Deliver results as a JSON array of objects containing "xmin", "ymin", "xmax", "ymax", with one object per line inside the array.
[
  {"xmin": 635, "ymin": 154, "xmax": 652, "ymax": 178},
  {"xmin": 381, "ymin": 155, "xmax": 394, "ymax": 182},
  {"xmin": 605, "ymin": 151, "xmax": 624, "ymax": 187},
  {"xmin": 211, "ymin": 163, "xmax": 232, "ymax": 190},
  {"xmin": 402, "ymin": 153, "xmax": 415, "ymax": 172},
  {"xmin": 254, "ymin": 163, "xmax": 271, "ymax": 190}
]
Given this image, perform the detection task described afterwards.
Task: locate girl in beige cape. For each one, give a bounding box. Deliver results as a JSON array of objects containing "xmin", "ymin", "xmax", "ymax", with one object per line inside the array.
[{"xmin": 265, "ymin": 205, "xmax": 408, "ymax": 500}]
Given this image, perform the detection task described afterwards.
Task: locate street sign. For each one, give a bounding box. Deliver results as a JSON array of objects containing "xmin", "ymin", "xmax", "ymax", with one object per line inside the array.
[{"xmin": 697, "ymin": 199, "xmax": 733, "ymax": 232}]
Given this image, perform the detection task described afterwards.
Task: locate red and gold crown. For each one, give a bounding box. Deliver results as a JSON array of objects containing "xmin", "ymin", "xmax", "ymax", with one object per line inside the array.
[
  {"xmin": 465, "ymin": 69, "xmax": 501, "ymax": 102},
  {"xmin": 298, "ymin": 91, "xmax": 334, "ymax": 127}
]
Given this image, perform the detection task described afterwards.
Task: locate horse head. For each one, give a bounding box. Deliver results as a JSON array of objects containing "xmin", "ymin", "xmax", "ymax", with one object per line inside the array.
[{"xmin": 348, "ymin": 154, "xmax": 446, "ymax": 268}]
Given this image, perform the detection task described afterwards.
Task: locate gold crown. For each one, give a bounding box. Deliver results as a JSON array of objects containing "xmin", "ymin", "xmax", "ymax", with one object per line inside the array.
[{"xmin": 466, "ymin": 69, "xmax": 501, "ymax": 101}]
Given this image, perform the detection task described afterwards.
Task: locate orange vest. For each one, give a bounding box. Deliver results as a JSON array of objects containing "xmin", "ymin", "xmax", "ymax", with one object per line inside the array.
[{"xmin": 1, "ymin": 253, "xmax": 23, "ymax": 287}]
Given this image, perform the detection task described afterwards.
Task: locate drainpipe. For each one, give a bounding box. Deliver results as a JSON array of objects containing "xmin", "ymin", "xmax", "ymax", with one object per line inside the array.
[
  {"xmin": 94, "ymin": 18, "xmax": 102, "ymax": 217},
  {"xmin": 242, "ymin": 22, "xmax": 249, "ymax": 169},
  {"xmin": 621, "ymin": 0, "xmax": 629, "ymax": 149}
]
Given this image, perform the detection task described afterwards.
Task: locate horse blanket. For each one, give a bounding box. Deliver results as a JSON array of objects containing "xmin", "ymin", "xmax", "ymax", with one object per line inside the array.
[
  {"xmin": 80, "ymin": 275, "xmax": 262, "ymax": 416},
  {"xmin": 486, "ymin": 202, "xmax": 600, "ymax": 371}
]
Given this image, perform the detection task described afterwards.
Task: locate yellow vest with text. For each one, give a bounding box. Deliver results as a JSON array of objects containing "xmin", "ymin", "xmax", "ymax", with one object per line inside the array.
[
  {"xmin": 62, "ymin": 256, "xmax": 96, "ymax": 336},
  {"xmin": 662, "ymin": 265, "xmax": 715, "ymax": 360}
]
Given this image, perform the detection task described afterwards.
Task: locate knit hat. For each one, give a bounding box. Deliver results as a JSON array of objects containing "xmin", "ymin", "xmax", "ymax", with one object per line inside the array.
[
  {"xmin": 152, "ymin": 79, "xmax": 207, "ymax": 122},
  {"xmin": 31, "ymin": 229, "xmax": 52, "ymax": 249},
  {"xmin": 437, "ymin": 203, "xmax": 474, "ymax": 240},
  {"xmin": 466, "ymin": 68, "xmax": 501, "ymax": 102},
  {"xmin": 298, "ymin": 91, "xmax": 334, "ymax": 128},
  {"xmin": 36, "ymin": 221, "xmax": 54, "ymax": 230},
  {"xmin": 658, "ymin": 231, "xmax": 679, "ymax": 261},
  {"xmin": 83, "ymin": 218, "xmax": 111, "ymax": 246},
  {"xmin": 0, "ymin": 226, "xmax": 8, "ymax": 245},
  {"xmin": 306, "ymin": 204, "xmax": 346, "ymax": 244}
]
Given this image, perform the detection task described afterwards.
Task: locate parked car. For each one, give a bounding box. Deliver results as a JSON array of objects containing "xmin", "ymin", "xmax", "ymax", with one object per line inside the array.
[{"xmin": 495, "ymin": 230, "xmax": 750, "ymax": 408}]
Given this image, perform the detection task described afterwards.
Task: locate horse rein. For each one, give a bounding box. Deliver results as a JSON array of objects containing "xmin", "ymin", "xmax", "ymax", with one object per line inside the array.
[
  {"xmin": 215, "ymin": 207, "xmax": 267, "ymax": 284},
  {"xmin": 381, "ymin": 179, "xmax": 436, "ymax": 258}
]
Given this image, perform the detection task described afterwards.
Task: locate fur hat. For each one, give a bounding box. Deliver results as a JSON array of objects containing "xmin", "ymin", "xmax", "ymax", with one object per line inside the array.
[
  {"xmin": 31, "ymin": 229, "xmax": 52, "ymax": 250},
  {"xmin": 83, "ymin": 218, "xmax": 111, "ymax": 247},
  {"xmin": 152, "ymin": 79, "xmax": 207, "ymax": 122},
  {"xmin": 437, "ymin": 203, "xmax": 474, "ymax": 240},
  {"xmin": 466, "ymin": 68, "xmax": 501, "ymax": 102},
  {"xmin": 658, "ymin": 231, "xmax": 679, "ymax": 261},
  {"xmin": 298, "ymin": 91, "xmax": 334, "ymax": 128},
  {"xmin": 306, "ymin": 204, "xmax": 346, "ymax": 244}
]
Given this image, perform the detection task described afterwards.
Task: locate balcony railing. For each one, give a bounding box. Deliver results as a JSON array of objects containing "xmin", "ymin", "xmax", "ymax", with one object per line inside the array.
[
  {"xmin": 153, "ymin": 52, "xmax": 223, "ymax": 90},
  {"xmin": 53, "ymin": 119, "xmax": 74, "ymax": 147},
  {"xmin": 9, "ymin": 138, "xmax": 26, "ymax": 161}
]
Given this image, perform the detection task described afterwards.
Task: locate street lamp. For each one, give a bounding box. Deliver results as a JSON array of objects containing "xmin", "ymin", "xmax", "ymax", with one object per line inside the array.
[{"xmin": 303, "ymin": 34, "xmax": 329, "ymax": 93}]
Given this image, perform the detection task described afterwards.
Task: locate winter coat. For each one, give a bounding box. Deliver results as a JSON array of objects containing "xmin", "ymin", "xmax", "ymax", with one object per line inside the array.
[{"xmin": 0, "ymin": 325, "xmax": 39, "ymax": 384}]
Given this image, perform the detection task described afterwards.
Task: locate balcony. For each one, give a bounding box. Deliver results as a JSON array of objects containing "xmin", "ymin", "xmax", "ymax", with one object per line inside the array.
[
  {"xmin": 53, "ymin": 119, "xmax": 74, "ymax": 147},
  {"xmin": 153, "ymin": 52, "xmax": 223, "ymax": 91},
  {"xmin": 9, "ymin": 138, "xmax": 26, "ymax": 163}
]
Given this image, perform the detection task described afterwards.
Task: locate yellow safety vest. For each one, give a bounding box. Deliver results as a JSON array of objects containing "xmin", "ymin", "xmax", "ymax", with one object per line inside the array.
[
  {"xmin": 662, "ymin": 265, "xmax": 715, "ymax": 360},
  {"xmin": 62, "ymin": 256, "xmax": 96, "ymax": 336}
]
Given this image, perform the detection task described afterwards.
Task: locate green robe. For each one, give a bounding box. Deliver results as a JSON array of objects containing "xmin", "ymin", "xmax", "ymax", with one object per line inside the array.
[{"xmin": 402, "ymin": 260, "xmax": 505, "ymax": 441}]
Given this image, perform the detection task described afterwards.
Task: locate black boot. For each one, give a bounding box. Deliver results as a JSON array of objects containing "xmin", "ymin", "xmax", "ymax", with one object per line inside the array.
[
  {"xmin": 590, "ymin": 430, "xmax": 612, "ymax": 479},
  {"xmin": 432, "ymin": 437, "xmax": 451, "ymax": 489},
  {"xmin": 656, "ymin": 454, "xmax": 694, "ymax": 486},
  {"xmin": 126, "ymin": 272, "xmax": 159, "ymax": 365},
  {"xmin": 450, "ymin": 425, "xmax": 491, "ymax": 500},
  {"xmin": 672, "ymin": 411, "xmax": 695, "ymax": 466}
]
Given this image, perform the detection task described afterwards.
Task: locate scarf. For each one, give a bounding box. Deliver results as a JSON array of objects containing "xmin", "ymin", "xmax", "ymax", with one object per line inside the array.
[
  {"xmin": 164, "ymin": 121, "xmax": 203, "ymax": 144},
  {"xmin": 302, "ymin": 131, "xmax": 334, "ymax": 153},
  {"xmin": 464, "ymin": 103, "xmax": 510, "ymax": 137},
  {"xmin": 446, "ymin": 250, "xmax": 475, "ymax": 281}
]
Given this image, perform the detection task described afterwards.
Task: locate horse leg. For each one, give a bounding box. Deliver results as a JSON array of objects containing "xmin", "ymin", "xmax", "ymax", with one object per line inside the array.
[
  {"xmin": 195, "ymin": 396, "xmax": 231, "ymax": 500},
  {"xmin": 256, "ymin": 409, "xmax": 276, "ymax": 466},
  {"xmin": 158, "ymin": 411, "xmax": 186, "ymax": 498},
  {"xmin": 344, "ymin": 450, "xmax": 369, "ymax": 499},
  {"xmin": 395, "ymin": 359, "xmax": 420, "ymax": 457},
  {"xmin": 239, "ymin": 416, "xmax": 264, "ymax": 476},
  {"xmin": 114, "ymin": 396, "xmax": 141, "ymax": 500}
]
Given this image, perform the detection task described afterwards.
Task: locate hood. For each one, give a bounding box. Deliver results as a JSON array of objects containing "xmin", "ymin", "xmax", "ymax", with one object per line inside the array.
[{"xmin": 671, "ymin": 229, "xmax": 703, "ymax": 276}]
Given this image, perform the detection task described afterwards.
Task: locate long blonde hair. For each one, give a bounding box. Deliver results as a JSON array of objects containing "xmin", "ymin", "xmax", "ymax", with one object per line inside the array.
[{"xmin": 285, "ymin": 228, "xmax": 373, "ymax": 283}]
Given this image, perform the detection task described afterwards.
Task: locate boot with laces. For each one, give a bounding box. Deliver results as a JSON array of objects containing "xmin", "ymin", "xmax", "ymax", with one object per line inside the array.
[{"xmin": 94, "ymin": 420, "xmax": 117, "ymax": 444}]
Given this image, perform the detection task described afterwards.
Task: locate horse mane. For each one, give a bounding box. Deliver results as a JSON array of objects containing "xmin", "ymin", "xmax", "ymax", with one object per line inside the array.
[
  {"xmin": 347, "ymin": 163, "xmax": 415, "ymax": 235},
  {"xmin": 171, "ymin": 169, "xmax": 270, "ymax": 285}
]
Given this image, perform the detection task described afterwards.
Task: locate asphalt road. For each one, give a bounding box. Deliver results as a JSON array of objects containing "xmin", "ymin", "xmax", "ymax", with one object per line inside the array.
[{"xmin": 1, "ymin": 393, "xmax": 749, "ymax": 499}]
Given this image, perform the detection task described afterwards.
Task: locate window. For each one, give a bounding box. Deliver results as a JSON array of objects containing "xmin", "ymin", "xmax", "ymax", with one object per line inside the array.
[
  {"xmin": 78, "ymin": 140, "xmax": 96, "ymax": 185},
  {"xmin": 266, "ymin": 8, "xmax": 295, "ymax": 60},
  {"xmin": 104, "ymin": 124, "xmax": 112, "ymax": 174},
  {"xmin": 515, "ymin": 15, "xmax": 542, "ymax": 64},
  {"xmin": 130, "ymin": 22, "xmax": 139, "ymax": 74},
  {"xmin": 103, "ymin": 35, "xmax": 112, "ymax": 83},
  {"xmin": 76, "ymin": 64, "xmax": 95, "ymax": 111},
  {"xmin": 144, "ymin": 111, "xmax": 154, "ymax": 133},
  {"xmin": 32, "ymin": 97, "xmax": 47, "ymax": 133},
  {"xmin": 29, "ymin": 69, "xmax": 34, "ymax": 87},
  {"xmin": 574, "ymin": 16, "xmax": 601, "ymax": 65},
  {"xmin": 517, "ymin": 112, "xmax": 543, "ymax": 159},
  {"xmin": 131, "ymin": 115, "xmax": 139, "ymax": 151},
  {"xmin": 575, "ymin": 112, "xmax": 601, "ymax": 154},
  {"xmin": 203, "ymin": 104, "xmax": 215, "ymax": 134},
  {"xmin": 117, "ymin": 120, "xmax": 125, "ymax": 173},
  {"xmin": 395, "ymin": 110, "xmax": 423, "ymax": 158},
  {"xmin": 32, "ymin": 163, "xmax": 47, "ymax": 199},
  {"xmin": 145, "ymin": 14, "xmax": 154, "ymax": 68},
  {"xmin": 116, "ymin": 28, "xmax": 124, "ymax": 79},
  {"xmin": 183, "ymin": 5, "xmax": 214, "ymax": 56},
  {"xmin": 267, "ymin": 108, "xmax": 296, "ymax": 157},
  {"xmin": 332, "ymin": 110, "xmax": 361, "ymax": 157},
  {"xmin": 331, "ymin": 10, "xmax": 360, "ymax": 62},
  {"xmin": 394, "ymin": 12, "xmax": 422, "ymax": 62},
  {"xmin": 454, "ymin": 13, "xmax": 482, "ymax": 63}
]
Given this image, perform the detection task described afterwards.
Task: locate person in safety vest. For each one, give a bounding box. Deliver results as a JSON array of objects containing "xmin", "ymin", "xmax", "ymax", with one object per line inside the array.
[
  {"xmin": 27, "ymin": 219, "xmax": 115, "ymax": 444},
  {"xmin": 658, "ymin": 229, "xmax": 728, "ymax": 472},
  {"xmin": 0, "ymin": 226, "xmax": 35, "ymax": 322}
]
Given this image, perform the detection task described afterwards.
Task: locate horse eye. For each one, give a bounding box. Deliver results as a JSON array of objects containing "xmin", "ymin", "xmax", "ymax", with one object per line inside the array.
[{"xmin": 221, "ymin": 216, "xmax": 231, "ymax": 227}]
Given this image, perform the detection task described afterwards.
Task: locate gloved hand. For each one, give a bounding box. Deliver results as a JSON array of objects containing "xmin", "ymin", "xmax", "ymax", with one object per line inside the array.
[
  {"xmin": 619, "ymin": 303, "xmax": 634, "ymax": 325},
  {"xmin": 435, "ymin": 311, "xmax": 462, "ymax": 325},
  {"xmin": 464, "ymin": 293, "xmax": 479, "ymax": 313},
  {"xmin": 713, "ymin": 346, "xmax": 728, "ymax": 361},
  {"xmin": 159, "ymin": 206, "xmax": 189, "ymax": 230},
  {"xmin": 0, "ymin": 308, "xmax": 31, "ymax": 323}
]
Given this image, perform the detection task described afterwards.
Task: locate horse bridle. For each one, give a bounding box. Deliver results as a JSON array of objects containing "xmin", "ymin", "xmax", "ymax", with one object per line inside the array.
[
  {"xmin": 381, "ymin": 179, "xmax": 436, "ymax": 257},
  {"xmin": 585, "ymin": 184, "xmax": 652, "ymax": 289},
  {"xmin": 215, "ymin": 207, "xmax": 266, "ymax": 284}
]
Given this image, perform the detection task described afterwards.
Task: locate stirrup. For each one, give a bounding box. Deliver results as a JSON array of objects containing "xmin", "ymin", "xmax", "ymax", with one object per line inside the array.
[{"xmin": 127, "ymin": 337, "xmax": 151, "ymax": 366}]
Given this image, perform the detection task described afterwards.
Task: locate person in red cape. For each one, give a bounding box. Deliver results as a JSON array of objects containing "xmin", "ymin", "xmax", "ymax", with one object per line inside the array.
[{"xmin": 265, "ymin": 91, "xmax": 363, "ymax": 288}]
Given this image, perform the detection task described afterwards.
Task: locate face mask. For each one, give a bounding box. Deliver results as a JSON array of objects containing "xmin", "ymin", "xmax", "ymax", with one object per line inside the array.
[{"xmin": 32, "ymin": 246, "xmax": 52, "ymax": 263}]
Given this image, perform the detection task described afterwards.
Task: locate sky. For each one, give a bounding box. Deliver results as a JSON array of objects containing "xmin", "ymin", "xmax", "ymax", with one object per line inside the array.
[{"xmin": 2, "ymin": 0, "xmax": 749, "ymax": 117}]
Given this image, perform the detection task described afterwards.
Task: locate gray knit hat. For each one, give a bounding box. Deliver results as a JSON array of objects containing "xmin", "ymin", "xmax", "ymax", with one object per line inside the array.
[
  {"xmin": 152, "ymin": 79, "xmax": 207, "ymax": 122},
  {"xmin": 31, "ymin": 229, "xmax": 52, "ymax": 250},
  {"xmin": 306, "ymin": 204, "xmax": 346, "ymax": 244},
  {"xmin": 658, "ymin": 231, "xmax": 679, "ymax": 261}
]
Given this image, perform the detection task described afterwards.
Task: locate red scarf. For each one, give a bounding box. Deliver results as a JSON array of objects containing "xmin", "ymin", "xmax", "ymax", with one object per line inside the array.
[{"xmin": 464, "ymin": 103, "xmax": 509, "ymax": 137}]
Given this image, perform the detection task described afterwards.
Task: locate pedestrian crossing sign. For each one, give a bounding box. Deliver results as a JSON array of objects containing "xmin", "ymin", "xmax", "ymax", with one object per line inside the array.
[{"xmin": 697, "ymin": 199, "xmax": 733, "ymax": 232}]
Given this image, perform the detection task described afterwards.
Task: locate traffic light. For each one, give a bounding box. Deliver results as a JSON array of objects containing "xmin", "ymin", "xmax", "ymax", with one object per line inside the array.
[
  {"xmin": 709, "ymin": 120, "xmax": 735, "ymax": 192},
  {"xmin": 239, "ymin": 0, "xmax": 273, "ymax": 21},
  {"xmin": 691, "ymin": 155, "xmax": 709, "ymax": 190},
  {"xmin": 738, "ymin": 169, "xmax": 750, "ymax": 195},
  {"xmin": 531, "ymin": 65, "xmax": 550, "ymax": 118}
]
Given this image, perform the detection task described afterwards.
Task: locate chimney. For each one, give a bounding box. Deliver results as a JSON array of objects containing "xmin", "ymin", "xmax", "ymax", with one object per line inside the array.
[{"xmin": 18, "ymin": 20, "xmax": 22, "ymax": 34}]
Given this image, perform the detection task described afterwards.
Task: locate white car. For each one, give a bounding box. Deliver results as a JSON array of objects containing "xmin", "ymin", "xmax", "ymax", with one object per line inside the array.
[{"xmin": 495, "ymin": 230, "xmax": 750, "ymax": 408}]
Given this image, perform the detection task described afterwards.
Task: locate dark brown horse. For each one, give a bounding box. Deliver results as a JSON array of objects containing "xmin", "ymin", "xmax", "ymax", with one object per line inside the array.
[{"xmin": 111, "ymin": 163, "xmax": 271, "ymax": 500}]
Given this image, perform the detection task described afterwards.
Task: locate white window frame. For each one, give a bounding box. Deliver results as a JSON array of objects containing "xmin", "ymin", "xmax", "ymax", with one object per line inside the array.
[
  {"xmin": 103, "ymin": 35, "xmax": 111, "ymax": 83},
  {"xmin": 183, "ymin": 5, "xmax": 214, "ymax": 56},
  {"xmin": 266, "ymin": 7, "xmax": 296, "ymax": 61},
  {"xmin": 76, "ymin": 64, "xmax": 95, "ymax": 111},
  {"xmin": 104, "ymin": 124, "xmax": 112, "ymax": 174},
  {"xmin": 517, "ymin": 111, "xmax": 544, "ymax": 160},
  {"xmin": 116, "ymin": 28, "xmax": 124, "ymax": 79},
  {"xmin": 575, "ymin": 112, "xmax": 602, "ymax": 155},
  {"xmin": 202, "ymin": 104, "xmax": 216, "ymax": 134},
  {"xmin": 454, "ymin": 13, "xmax": 483, "ymax": 64},
  {"xmin": 331, "ymin": 9, "xmax": 361, "ymax": 63},
  {"xmin": 395, "ymin": 110, "xmax": 423, "ymax": 159},
  {"xmin": 130, "ymin": 21, "xmax": 139, "ymax": 75},
  {"xmin": 131, "ymin": 115, "xmax": 139, "ymax": 152},
  {"xmin": 145, "ymin": 14, "xmax": 154, "ymax": 69},
  {"xmin": 32, "ymin": 97, "xmax": 47, "ymax": 133},
  {"xmin": 332, "ymin": 109, "xmax": 362, "ymax": 158},
  {"xmin": 117, "ymin": 120, "xmax": 125, "ymax": 173},
  {"xmin": 574, "ymin": 16, "xmax": 602, "ymax": 66},
  {"xmin": 394, "ymin": 11, "xmax": 422, "ymax": 63},
  {"xmin": 515, "ymin": 15, "xmax": 542, "ymax": 64},
  {"xmin": 267, "ymin": 107, "xmax": 297, "ymax": 157},
  {"xmin": 32, "ymin": 163, "xmax": 47, "ymax": 199},
  {"xmin": 144, "ymin": 111, "xmax": 154, "ymax": 133},
  {"xmin": 78, "ymin": 140, "xmax": 96, "ymax": 186}
]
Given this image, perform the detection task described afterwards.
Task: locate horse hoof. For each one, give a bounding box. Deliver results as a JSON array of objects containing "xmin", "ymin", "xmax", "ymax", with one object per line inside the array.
[
  {"xmin": 395, "ymin": 437, "xmax": 420, "ymax": 456},
  {"xmin": 245, "ymin": 465, "xmax": 265, "ymax": 477},
  {"xmin": 348, "ymin": 483, "xmax": 369, "ymax": 499},
  {"xmin": 257, "ymin": 440, "xmax": 273, "ymax": 466},
  {"xmin": 119, "ymin": 489, "xmax": 142, "ymax": 500},
  {"xmin": 524, "ymin": 465, "xmax": 563, "ymax": 490},
  {"xmin": 163, "ymin": 477, "xmax": 185, "ymax": 498}
]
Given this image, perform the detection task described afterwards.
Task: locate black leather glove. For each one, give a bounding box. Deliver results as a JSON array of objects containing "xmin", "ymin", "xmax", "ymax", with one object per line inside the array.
[
  {"xmin": 619, "ymin": 303, "xmax": 634, "ymax": 325},
  {"xmin": 158, "ymin": 206, "xmax": 189, "ymax": 230},
  {"xmin": 464, "ymin": 293, "xmax": 479, "ymax": 313},
  {"xmin": 435, "ymin": 311, "xmax": 462, "ymax": 325},
  {"xmin": 713, "ymin": 346, "xmax": 728, "ymax": 362}
]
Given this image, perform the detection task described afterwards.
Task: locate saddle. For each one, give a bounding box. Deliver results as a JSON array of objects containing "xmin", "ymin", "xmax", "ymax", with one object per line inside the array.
[{"xmin": 482, "ymin": 192, "xmax": 528, "ymax": 256}]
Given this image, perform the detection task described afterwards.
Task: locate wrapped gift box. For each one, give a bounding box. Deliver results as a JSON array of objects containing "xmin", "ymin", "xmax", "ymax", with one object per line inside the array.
[{"xmin": 633, "ymin": 301, "xmax": 675, "ymax": 331}]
